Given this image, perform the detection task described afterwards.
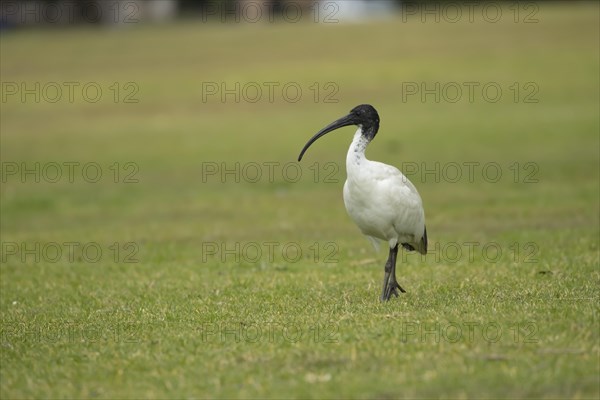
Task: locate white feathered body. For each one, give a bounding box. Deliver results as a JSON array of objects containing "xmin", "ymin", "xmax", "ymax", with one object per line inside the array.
[{"xmin": 343, "ymin": 129, "xmax": 426, "ymax": 253}]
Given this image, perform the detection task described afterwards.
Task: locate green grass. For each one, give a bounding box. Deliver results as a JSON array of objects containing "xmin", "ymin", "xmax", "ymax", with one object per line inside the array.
[{"xmin": 1, "ymin": 3, "xmax": 599, "ymax": 398}]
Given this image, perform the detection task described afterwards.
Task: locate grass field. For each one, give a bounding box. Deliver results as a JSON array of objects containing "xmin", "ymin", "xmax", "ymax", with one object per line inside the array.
[{"xmin": 1, "ymin": 2, "xmax": 599, "ymax": 398}]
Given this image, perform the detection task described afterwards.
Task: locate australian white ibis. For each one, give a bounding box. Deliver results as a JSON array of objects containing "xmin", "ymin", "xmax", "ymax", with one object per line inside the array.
[{"xmin": 298, "ymin": 104, "xmax": 427, "ymax": 301}]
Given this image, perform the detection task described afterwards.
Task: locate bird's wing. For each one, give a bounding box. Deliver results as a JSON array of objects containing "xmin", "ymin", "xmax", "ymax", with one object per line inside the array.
[
  {"xmin": 370, "ymin": 161, "xmax": 421, "ymax": 197},
  {"xmin": 370, "ymin": 161, "xmax": 426, "ymax": 243},
  {"xmin": 368, "ymin": 161, "xmax": 422, "ymax": 203}
]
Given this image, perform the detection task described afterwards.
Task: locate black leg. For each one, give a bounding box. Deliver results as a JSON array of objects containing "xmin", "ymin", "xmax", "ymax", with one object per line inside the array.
[
  {"xmin": 381, "ymin": 244, "xmax": 405, "ymax": 301},
  {"xmin": 380, "ymin": 247, "xmax": 394, "ymax": 301}
]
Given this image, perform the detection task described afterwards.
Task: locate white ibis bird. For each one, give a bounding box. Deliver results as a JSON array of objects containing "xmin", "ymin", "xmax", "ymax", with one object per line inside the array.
[{"xmin": 298, "ymin": 104, "xmax": 427, "ymax": 301}]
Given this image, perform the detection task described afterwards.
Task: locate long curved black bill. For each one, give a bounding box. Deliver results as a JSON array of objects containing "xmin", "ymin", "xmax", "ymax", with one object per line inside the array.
[{"xmin": 297, "ymin": 114, "xmax": 356, "ymax": 161}]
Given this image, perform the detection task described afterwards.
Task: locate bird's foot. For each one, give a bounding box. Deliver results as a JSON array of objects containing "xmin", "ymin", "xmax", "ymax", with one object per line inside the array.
[{"xmin": 381, "ymin": 279, "xmax": 406, "ymax": 302}]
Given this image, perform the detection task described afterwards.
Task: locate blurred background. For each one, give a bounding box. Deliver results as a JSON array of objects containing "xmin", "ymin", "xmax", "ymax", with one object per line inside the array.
[
  {"xmin": 1, "ymin": 0, "xmax": 598, "ymax": 398},
  {"xmin": 1, "ymin": 1, "xmax": 398, "ymax": 28}
]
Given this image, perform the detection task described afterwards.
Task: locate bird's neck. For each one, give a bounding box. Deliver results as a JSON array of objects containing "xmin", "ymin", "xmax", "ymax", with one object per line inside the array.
[{"xmin": 346, "ymin": 127, "xmax": 370, "ymax": 173}]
